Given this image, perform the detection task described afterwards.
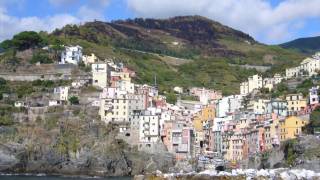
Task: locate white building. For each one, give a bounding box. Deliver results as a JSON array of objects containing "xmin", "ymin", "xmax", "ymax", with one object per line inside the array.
[
  {"xmin": 82, "ymin": 53, "xmax": 98, "ymax": 65},
  {"xmin": 137, "ymin": 110, "xmax": 160, "ymax": 143},
  {"xmin": 250, "ymin": 99, "xmax": 270, "ymax": 115},
  {"xmin": 14, "ymin": 101, "xmax": 27, "ymax": 108},
  {"xmin": 53, "ymin": 86, "xmax": 69, "ymax": 101},
  {"xmin": 49, "ymin": 100, "xmax": 61, "ymax": 106},
  {"xmin": 71, "ymin": 80, "xmax": 87, "ymax": 88},
  {"xmin": 116, "ymin": 80, "xmax": 135, "ymax": 94},
  {"xmin": 286, "ymin": 53, "xmax": 320, "ymax": 79},
  {"xmin": 263, "ymin": 78, "xmax": 274, "ymax": 91},
  {"xmin": 216, "ymin": 95, "xmax": 242, "ymax": 118},
  {"xmin": 241, "ymin": 74, "xmax": 283, "ymax": 95},
  {"xmin": 309, "ymin": 86, "xmax": 319, "ymax": 105},
  {"xmin": 273, "ymin": 74, "xmax": 283, "ymax": 84},
  {"xmin": 173, "ymin": 86, "xmax": 183, "ymax": 94},
  {"xmin": 60, "ymin": 45, "xmax": 82, "ymax": 65},
  {"xmin": 92, "ymin": 63, "xmax": 110, "ymax": 89},
  {"xmin": 99, "ymin": 88, "xmax": 146, "ymax": 124},
  {"xmin": 240, "ymin": 81, "xmax": 249, "ymax": 95},
  {"xmin": 240, "ymin": 74, "xmax": 263, "ymax": 95}
]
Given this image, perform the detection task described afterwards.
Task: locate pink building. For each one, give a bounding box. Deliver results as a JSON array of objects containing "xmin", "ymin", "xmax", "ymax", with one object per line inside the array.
[
  {"xmin": 161, "ymin": 121, "xmax": 194, "ymax": 160},
  {"xmin": 190, "ymin": 87, "xmax": 222, "ymax": 103}
]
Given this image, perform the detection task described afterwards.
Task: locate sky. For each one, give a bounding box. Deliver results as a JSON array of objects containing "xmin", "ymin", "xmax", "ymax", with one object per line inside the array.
[{"xmin": 0, "ymin": 0, "xmax": 320, "ymax": 44}]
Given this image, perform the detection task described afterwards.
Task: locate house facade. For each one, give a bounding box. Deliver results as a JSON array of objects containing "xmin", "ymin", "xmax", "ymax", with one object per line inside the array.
[{"xmin": 60, "ymin": 45, "xmax": 82, "ymax": 65}]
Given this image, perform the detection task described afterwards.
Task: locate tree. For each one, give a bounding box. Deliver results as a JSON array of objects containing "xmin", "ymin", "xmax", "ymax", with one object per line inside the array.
[
  {"xmin": 305, "ymin": 107, "xmax": 320, "ymax": 134},
  {"xmin": 0, "ymin": 77, "xmax": 6, "ymax": 86},
  {"xmin": 68, "ymin": 96, "xmax": 79, "ymax": 105},
  {"xmin": 51, "ymin": 38, "xmax": 64, "ymax": 60},
  {"xmin": 166, "ymin": 92, "xmax": 177, "ymax": 104},
  {"xmin": 0, "ymin": 40, "xmax": 13, "ymax": 50},
  {"xmin": 29, "ymin": 51, "xmax": 53, "ymax": 64},
  {"xmin": 11, "ymin": 31, "xmax": 45, "ymax": 50}
]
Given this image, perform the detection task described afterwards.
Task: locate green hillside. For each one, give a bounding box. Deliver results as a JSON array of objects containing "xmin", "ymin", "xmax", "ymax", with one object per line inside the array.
[
  {"xmin": 0, "ymin": 16, "xmax": 305, "ymax": 95},
  {"xmin": 280, "ymin": 36, "xmax": 320, "ymax": 55}
]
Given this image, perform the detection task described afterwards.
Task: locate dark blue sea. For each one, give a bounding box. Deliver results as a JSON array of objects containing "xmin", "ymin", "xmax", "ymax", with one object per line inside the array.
[{"xmin": 0, "ymin": 175, "xmax": 132, "ymax": 180}]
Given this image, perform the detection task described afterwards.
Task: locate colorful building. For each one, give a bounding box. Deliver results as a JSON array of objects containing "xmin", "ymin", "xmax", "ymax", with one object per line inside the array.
[{"xmin": 280, "ymin": 116, "xmax": 308, "ymax": 141}]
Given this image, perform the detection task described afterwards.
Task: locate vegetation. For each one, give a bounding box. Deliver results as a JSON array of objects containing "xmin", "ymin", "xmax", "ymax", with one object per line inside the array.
[
  {"xmin": 305, "ymin": 107, "xmax": 320, "ymax": 134},
  {"xmin": 0, "ymin": 16, "xmax": 306, "ymax": 96},
  {"xmin": 271, "ymin": 82, "xmax": 289, "ymax": 98},
  {"xmin": 0, "ymin": 80, "xmax": 71, "ymax": 100},
  {"xmin": 0, "ymin": 115, "xmax": 14, "ymax": 126},
  {"xmin": 280, "ymin": 36, "xmax": 320, "ymax": 55},
  {"xmin": 56, "ymin": 125, "xmax": 80, "ymax": 155},
  {"xmin": 0, "ymin": 105, "xmax": 22, "ymax": 126},
  {"xmin": 0, "ymin": 49, "xmax": 20, "ymax": 66},
  {"xmin": 165, "ymin": 92, "xmax": 177, "ymax": 104},
  {"xmin": 30, "ymin": 50, "xmax": 53, "ymax": 64},
  {"xmin": 181, "ymin": 95, "xmax": 198, "ymax": 101},
  {"xmin": 296, "ymin": 79, "xmax": 314, "ymax": 96},
  {"xmin": 32, "ymin": 80, "xmax": 55, "ymax": 87},
  {"xmin": 0, "ymin": 31, "xmax": 46, "ymax": 51},
  {"xmin": 283, "ymin": 139, "xmax": 298, "ymax": 166},
  {"xmin": 0, "ymin": 78, "xmax": 10, "ymax": 100},
  {"xmin": 16, "ymin": 83, "xmax": 34, "ymax": 98},
  {"xmin": 68, "ymin": 96, "xmax": 80, "ymax": 105}
]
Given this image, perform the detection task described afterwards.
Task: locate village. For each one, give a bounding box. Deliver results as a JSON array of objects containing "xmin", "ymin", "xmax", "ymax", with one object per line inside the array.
[{"xmin": 9, "ymin": 45, "xmax": 320, "ymax": 170}]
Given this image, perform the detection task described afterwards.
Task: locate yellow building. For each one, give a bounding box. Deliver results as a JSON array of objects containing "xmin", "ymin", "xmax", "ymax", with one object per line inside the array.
[
  {"xmin": 193, "ymin": 106, "xmax": 215, "ymax": 131},
  {"xmin": 286, "ymin": 94, "xmax": 307, "ymax": 115},
  {"xmin": 264, "ymin": 118, "xmax": 281, "ymax": 150},
  {"xmin": 280, "ymin": 116, "xmax": 308, "ymax": 141},
  {"xmin": 193, "ymin": 105, "xmax": 215, "ymax": 155},
  {"xmin": 83, "ymin": 53, "xmax": 98, "ymax": 65}
]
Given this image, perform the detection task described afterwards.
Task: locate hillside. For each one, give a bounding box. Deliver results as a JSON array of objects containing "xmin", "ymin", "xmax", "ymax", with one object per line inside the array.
[
  {"xmin": 0, "ymin": 16, "xmax": 305, "ymax": 95},
  {"xmin": 280, "ymin": 36, "xmax": 320, "ymax": 55}
]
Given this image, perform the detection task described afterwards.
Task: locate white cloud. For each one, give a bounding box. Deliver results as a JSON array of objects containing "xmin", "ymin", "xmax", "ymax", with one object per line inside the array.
[
  {"xmin": 126, "ymin": 0, "xmax": 320, "ymax": 44},
  {"xmin": 77, "ymin": 0, "xmax": 110, "ymax": 21},
  {"xmin": 78, "ymin": 5, "xmax": 105, "ymax": 21},
  {"xmin": 0, "ymin": 0, "xmax": 112, "ymax": 41},
  {"xmin": 0, "ymin": 7, "xmax": 80, "ymax": 41}
]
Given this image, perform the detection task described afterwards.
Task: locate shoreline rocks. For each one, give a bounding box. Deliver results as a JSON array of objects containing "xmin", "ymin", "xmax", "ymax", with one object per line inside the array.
[{"xmin": 135, "ymin": 168, "xmax": 320, "ymax": 180}]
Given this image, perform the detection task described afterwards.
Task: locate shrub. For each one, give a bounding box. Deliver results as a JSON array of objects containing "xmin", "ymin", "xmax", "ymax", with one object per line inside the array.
[
  {"xmin": 166, "ymin": 92, "xmax": 177, "ymax": 104},
  {"xmin": 32, "ymin": 80, "xmax": 55, "ymax": 87},
  {"xmin": 16, "ymin": 84, "xmax": 34, "ymax": 98},
  {"xmin": 30, "ymin": 52, "xmax": 53, "ymax": 64},
  {"xmin": 68, "ymin": 96, "xmax": 79, "ymax": 105},
  {"xmin": 0, "ymin": 115, "xmax": 14, "ymax": 126},
  {"xmin": 305, "ymin": 107, "xmax": 320, "ymax": 134}
]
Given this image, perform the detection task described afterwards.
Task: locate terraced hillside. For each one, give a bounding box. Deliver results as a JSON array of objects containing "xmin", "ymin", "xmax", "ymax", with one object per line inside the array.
[{"xmin": 1, "ymin": 16, "xmax": 305, "ymax": 95}]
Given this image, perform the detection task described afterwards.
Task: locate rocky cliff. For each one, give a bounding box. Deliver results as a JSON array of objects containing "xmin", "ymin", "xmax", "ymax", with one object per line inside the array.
[
  {"xmin": 246, "ymin": 135, "xmax": 320, "ymax": 172},
  {"xmin": 0, "ymin": 105, "xmax": 173, "ymax": 176}
]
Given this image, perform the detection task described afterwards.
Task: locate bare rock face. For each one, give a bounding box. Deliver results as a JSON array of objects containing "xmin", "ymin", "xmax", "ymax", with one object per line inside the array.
[
  {"xmin": 246, "ymin": 135, "xmax": 320, "ymax": 172},
  {"xmin": 0, "ymin": 138, "xmax": 173, "ymax": 176},
  {"xmin": 0, "ymin": 112, "xmax": 174, "ymax": 177}
]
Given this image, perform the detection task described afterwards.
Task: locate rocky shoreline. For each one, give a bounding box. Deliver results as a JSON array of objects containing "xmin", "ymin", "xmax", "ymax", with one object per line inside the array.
[{"xmin": 134, "ymin": 168, "xmax": 320, "ymax": 180}]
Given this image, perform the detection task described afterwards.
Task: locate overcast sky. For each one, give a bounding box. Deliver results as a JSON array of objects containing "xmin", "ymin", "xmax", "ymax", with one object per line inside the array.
[{"xmin": 1, "ymin": 0, "xmax": 320, "ymax": 44}]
